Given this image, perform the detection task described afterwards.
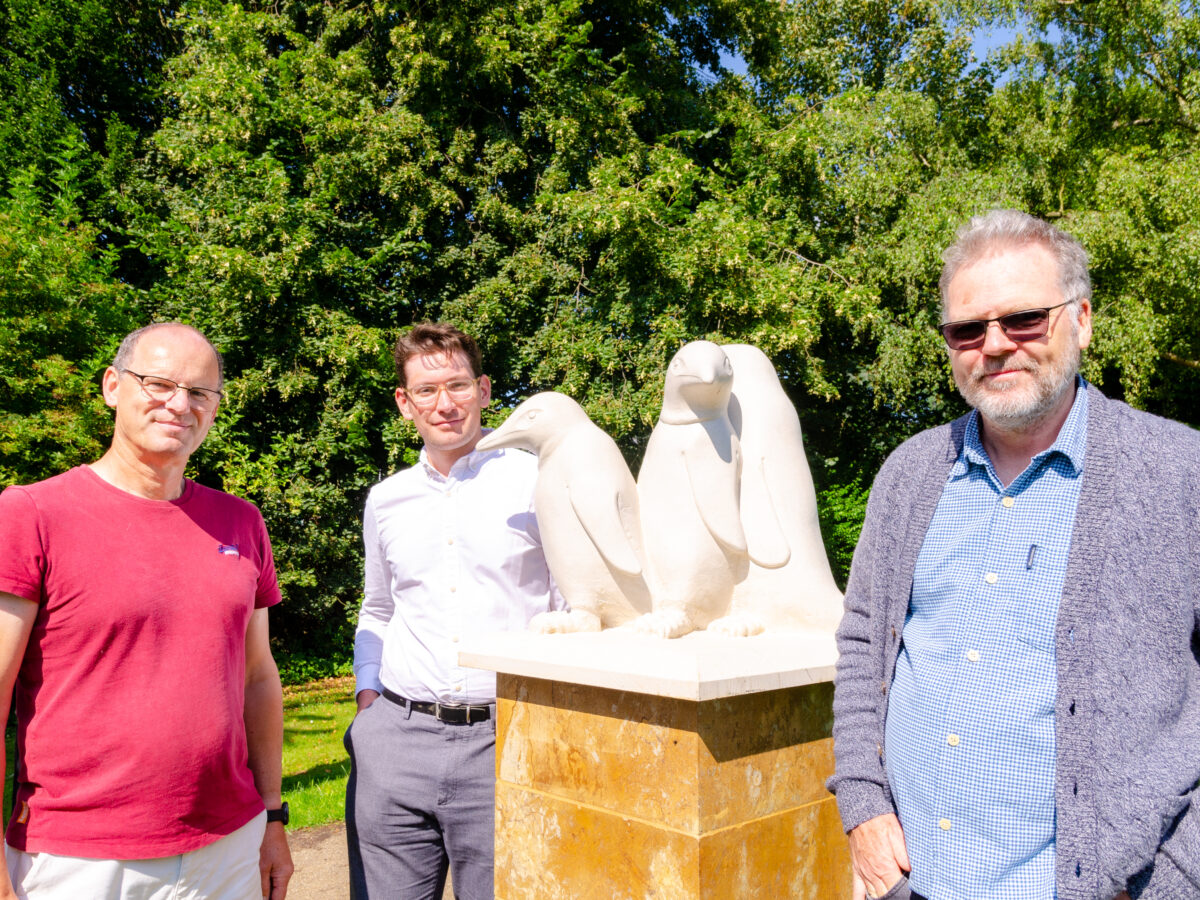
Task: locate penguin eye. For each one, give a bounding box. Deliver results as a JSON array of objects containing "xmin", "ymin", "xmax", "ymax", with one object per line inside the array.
[{"xmin": 527, "ymin": 410, "xmax": 539, "ymax": 421}]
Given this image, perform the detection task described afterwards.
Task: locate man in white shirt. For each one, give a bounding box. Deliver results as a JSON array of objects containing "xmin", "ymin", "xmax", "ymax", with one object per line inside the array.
[{"xmin": 346, "ymin": 322, "xmax": 562, "ymax": 900}]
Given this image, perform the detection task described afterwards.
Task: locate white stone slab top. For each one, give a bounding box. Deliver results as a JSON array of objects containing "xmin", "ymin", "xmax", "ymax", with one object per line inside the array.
[{"xmin": 458, "ymin": 629, "xmax": 838, "ymax": 702}]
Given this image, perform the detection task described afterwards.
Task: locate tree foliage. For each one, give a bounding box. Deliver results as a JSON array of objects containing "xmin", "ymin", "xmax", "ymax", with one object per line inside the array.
[
  {"xmin": 3, "ymin": 0, "xmax": 1200, "ymax": 653},
  {"xmin": 0, "ymin": 148, "xmax": 136, "ymax": 484}
]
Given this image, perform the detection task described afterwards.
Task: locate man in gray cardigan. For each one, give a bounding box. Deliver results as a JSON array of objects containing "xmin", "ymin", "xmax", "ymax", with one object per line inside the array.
[{"xmin": 829, "ymin": 210, "xmax": 1200, "ymax": 900}]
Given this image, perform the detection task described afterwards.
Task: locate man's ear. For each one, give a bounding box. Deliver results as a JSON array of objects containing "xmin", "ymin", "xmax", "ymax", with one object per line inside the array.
[
  {"xmin": 395, "ymin": 387, "xmax": 415, "ymax": 421},
  {"xmin": 100, "ymin": 367, "xmax": 121, "ymax": 409},
  {"xmin": 1075, "ymin": 298, "xmax": 1093, "ymax": 351},
  {"xmin": 479, "ymin": 375, "xmax": 492, "ymax": 407}
]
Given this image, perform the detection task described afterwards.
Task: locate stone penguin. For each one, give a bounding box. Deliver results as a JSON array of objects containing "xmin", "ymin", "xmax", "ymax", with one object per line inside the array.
[
  {"xmin": 633, "ymin": 340, "xmax": 749, "ymax": 638},
  {"xmin": 476, "ymin": 391, "xmax": 652, "ymax": 631},
  {"xmin": 707, "ymin": 344, "xmax": 844, "ymax": 636}
]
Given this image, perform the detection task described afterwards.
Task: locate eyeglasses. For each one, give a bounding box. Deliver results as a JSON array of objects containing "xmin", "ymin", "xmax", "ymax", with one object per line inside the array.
[
  {"xmin": 403, "ymin": 378, "xmax": 479, "ymax": 408},
  {"xmin": 120, "ymin": 369, "xmax": 223, "ymax": 410},
  {"xmin": 938, "ymin": 301, "xmax": 1072, "ymax": 351}
]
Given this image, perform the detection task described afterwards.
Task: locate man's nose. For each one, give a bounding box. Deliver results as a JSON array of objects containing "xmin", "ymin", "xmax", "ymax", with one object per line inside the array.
[
  {"xmin": 165, "ymin": 387, "xmax": 192, "ymax": 413},
  {"xmin": 980, "ymin": 319, "xmax": 1020, "ymax": 354},
  {"xmin": 434, "ymin": 385, "xmax": 458, "ymax": 411}
]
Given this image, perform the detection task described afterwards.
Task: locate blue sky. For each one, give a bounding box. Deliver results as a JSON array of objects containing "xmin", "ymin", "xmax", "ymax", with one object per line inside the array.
[{"xmin": 717, "ymin": 22, "xmax": 1040, "ymax": 79}]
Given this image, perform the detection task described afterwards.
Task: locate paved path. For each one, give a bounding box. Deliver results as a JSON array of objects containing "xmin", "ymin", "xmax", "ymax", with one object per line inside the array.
[
  {"xmin": 287, "ymin": 823, "xmax": 348, "ymax": 899},
  {"xmin": 287, "ymin": 822, "xmax": 452, "ymax": 899}
]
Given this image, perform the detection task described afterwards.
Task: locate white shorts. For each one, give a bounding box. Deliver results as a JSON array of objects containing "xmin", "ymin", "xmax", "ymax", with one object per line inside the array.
[{"xmin": 4, "ymin": 811, "xmax": 266, "ymax": 900}]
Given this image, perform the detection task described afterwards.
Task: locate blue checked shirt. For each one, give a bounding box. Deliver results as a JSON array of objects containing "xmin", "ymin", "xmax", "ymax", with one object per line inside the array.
[{"xmin": 885, "ymin": 382, "xmax": 1088, "ymax": 900}]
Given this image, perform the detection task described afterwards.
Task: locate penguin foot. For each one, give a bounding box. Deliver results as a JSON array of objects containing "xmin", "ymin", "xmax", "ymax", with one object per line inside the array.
[
  {"xmin": 529, "ymin": 609, "xmax": 602, "ymax": 634},
  {"xmin": 706, "ymin": 612, "xmax": 766, "ymax": 638},
  {"xmin": 628, "ymin": 609, "xmax": 695, "ymax": 639}
]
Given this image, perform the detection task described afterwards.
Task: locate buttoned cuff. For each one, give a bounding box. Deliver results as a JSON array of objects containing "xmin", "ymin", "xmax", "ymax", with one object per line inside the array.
[{"xmin": 354, "ymin": 664, "xmax": 383, "ymax": 699}]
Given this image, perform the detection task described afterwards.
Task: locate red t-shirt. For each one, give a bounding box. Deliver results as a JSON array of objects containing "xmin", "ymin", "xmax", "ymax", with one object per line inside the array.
[{"xmin": 0, "ymin": 465, "xmax": 281, "ymax": 858}]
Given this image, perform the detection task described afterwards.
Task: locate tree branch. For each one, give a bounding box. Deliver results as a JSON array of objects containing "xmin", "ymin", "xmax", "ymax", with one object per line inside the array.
[
  {"xmin": 773, "ymin": 245, "xmax": 852, "ymax": 286},
  {"xmin": 1163, "ymin": 350, "xmax": 1200, "ymax": 370}
]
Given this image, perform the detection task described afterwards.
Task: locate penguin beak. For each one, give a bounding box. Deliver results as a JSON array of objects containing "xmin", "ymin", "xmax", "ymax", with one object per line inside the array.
[{"xmin": 476, "ymin": 428, "xmax": 506, "ymax": 452}]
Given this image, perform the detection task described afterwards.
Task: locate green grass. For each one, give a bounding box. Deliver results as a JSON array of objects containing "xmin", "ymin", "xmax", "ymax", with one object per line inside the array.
[{"xmin": 282, "ymin": 675, "xmax": 356, "ymax": 831}]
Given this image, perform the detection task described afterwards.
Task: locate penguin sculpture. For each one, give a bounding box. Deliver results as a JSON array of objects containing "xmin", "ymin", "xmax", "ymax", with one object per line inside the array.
[
  {"xmin": 476, "ymin": 392, "xmax": 652, "ymax": 632},
  {"xmin": 633, "ymin": 340, "xmax": 748, "ymax": 638},
  {"xmin": 705, "ymin": 344, "xmax": 844, "ymax": 637}
]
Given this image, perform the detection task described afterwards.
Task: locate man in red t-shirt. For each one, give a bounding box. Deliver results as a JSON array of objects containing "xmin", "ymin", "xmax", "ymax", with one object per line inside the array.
[{"xmin": 0, "ymin": 323, "xmax": 293, "ymax": 899}]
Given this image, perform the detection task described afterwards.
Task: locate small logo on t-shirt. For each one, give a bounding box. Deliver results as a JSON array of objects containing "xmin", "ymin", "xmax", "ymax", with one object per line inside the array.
[{"xmin": 217, "ymin": 543, "xmax": 241, "ymax": 558}]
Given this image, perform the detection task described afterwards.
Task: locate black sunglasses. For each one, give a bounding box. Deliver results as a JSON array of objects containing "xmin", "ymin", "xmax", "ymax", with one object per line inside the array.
[{"xmin": 938, "ymin": 301, "xmax": 1072, "ymax": 350}]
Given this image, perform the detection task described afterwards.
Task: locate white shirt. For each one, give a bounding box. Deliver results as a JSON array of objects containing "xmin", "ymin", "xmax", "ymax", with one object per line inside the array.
[{"xmin": 354, "ymin": 444, "xmax": 563, "ymax": 704}]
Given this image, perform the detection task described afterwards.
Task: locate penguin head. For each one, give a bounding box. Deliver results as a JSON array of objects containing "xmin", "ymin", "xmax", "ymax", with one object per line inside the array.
[
  {"xmin": 659, "ymin": 341, "xmax": 734, "ymax": 424},
  {"xmin": 476, "ymin": 391, "xmax": 588, "ymax": 456}
]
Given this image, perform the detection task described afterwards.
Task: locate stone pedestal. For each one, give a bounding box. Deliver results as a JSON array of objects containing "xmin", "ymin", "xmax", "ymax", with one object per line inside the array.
[{"xmin": 459, "ymin": 631, "xmax": 852, "ymax": 899}]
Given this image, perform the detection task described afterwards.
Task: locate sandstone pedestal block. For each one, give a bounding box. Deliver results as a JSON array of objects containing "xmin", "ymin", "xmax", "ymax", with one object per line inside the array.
[{"xmin": 459, "ymin": 631, "xmax": 852, "ymax": 899}]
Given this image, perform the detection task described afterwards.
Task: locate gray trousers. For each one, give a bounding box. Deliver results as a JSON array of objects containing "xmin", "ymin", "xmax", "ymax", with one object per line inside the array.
[{"xmin": 345, "ymin": 694, "xmax": 497, "ymax": 900}]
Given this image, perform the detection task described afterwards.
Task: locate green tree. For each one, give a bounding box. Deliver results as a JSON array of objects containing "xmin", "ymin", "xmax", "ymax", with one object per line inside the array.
[
  {"xmin": 129, "ymin": 0, "xmax": 800, "ymax": 652},
  {"xmin": 0, "ymin": 146, "xmax": 137, "ymax": 484},
  {"xmin": 7, "ymin": 0, "xmax": 1200, "ymax": 660}
]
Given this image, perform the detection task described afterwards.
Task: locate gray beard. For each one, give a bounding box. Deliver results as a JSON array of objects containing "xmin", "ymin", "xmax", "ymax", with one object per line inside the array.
[{"xmin": 956, "ymin": 341, "xmax": 1081, "ymax": 432}]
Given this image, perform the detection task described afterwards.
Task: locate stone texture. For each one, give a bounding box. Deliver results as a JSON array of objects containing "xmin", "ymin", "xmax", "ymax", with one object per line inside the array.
[
  {"xmin": 493, "ymin": 674, "xmax": 852, "ymax": 898},
  {"xmin": 698, "ymin": 797, "xmax": 850, "ymax": 899},
  {"xmin": 459, "ymin": 630, "xmax": 838, "ymax": 701},
  {"xmin": 495, "ymin": 782, "xmax": 699, "ymax": 899},
  {"xmin": 494, "ymin": 785, "xmax": 849, "ymax": 899}
]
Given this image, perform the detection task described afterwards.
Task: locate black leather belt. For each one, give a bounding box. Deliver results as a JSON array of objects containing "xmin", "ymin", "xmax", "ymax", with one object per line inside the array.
[{"xmin": 381, "ymin": 687, "xmax": 492, "ymax": 724}]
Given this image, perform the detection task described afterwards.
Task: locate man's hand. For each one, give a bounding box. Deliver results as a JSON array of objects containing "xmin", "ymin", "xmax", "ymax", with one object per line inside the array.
[
  {"xmin": 259, "ymin": 821, "xmax": 294, "ymax": 899},
  {"xmin": 848, "ymin": 813, "xmax": 910, "ymax": 900},
  {"xmin": 356, "ymin": 689, "xmax": 380, "ymax": 713},
  {"xmin": 1114, "ymin": 893, "xmax": 1131, "ymax": 900}
]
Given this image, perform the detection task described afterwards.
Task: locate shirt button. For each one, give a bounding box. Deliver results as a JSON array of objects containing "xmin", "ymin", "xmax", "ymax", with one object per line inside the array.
[
  {"xmin": 947, "ymin": 733, "xmax": 960, "ymax": 747},
  {"xmin": 446, "ymin": 537, "xmax": 454, "ymax": 545},
  {"xmin": 449, "ymin": 585, "xmax": 457, "ymax": 593},
  {"xmin": 967, "ymin": 649, "xmax": 981, "ymax": 662},
  {"xmin": 1002, "ymin": 496, "xmax": 1015, "ymax": 508},
  {"xmin": 451, "ymin": 635, "xmax": 460, "ymax": 643},
  {"xmin": 939, "ymin": 818, "xmax": 952, "ymax": 831},
  {"xmin": 454, "ymin": 684, "xmax": 463, "ymax": 692},
  {"xmin": 984, "ymin": 572, "xmax": 998, "ymax": 585}
]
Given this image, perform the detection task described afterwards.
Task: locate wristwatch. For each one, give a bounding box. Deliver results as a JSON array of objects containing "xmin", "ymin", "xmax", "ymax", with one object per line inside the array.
[{"xmin": 266, "ymin": 801, "xmax": 289, "ymax": 825}]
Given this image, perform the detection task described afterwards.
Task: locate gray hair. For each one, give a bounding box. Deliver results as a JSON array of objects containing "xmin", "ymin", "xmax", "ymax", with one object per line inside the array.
[
  {"xmin": 939, "ymin": 209, "xmax": 1091, "ymax": 313},
  {"xmin": 113, "ymin": 322, "xmax": 225, "ymax": 387}
]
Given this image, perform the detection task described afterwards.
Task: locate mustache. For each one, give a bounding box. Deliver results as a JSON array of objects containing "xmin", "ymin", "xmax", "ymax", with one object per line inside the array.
[{"xmin": 971, "ymin": 357, "xmax": 1038, "ymax": 384}]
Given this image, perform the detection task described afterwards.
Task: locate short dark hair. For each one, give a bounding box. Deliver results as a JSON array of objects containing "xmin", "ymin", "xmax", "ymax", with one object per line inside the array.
[
  {"xmin": 939, "ymin": 209, "xmax": 1091, "ymax": 314},
  {"xmin": 113, "ymin": 322, "xmax": 225, "ymax": 387},
  {"xmin": 393, "ymin": 323, "xmax": 483, "ymax": 388}
]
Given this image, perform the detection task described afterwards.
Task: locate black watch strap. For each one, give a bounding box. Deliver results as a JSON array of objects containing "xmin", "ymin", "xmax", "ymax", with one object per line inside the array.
[{"xmin": 266, "ymin": 801, "xmax": 289, "ymax": 825}]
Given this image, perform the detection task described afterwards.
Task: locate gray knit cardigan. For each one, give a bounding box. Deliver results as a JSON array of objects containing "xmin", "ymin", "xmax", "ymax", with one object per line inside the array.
[{"xmin": 828, "ymin": 385, "xmax": 1200, "ymax": 900}]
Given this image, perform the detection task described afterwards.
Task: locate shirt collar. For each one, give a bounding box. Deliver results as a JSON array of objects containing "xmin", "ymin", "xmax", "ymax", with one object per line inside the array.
[
  {"xmin": 417, "ymin": 433, "xmax": 502, "ymax": 482},
  {"xmin": 953, "ymin": 376, "xmax": 1089, "ymax": 480}
]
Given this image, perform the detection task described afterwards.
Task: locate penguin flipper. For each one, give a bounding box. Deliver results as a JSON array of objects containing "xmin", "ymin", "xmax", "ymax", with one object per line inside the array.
[
  {"xmin": 740, "ymin": 454, "xmax": 791, "ymax": 569},
  {"xmin": 567, "ymin": 481, "xmax": 644, "ymax": 577},
  {"xmin": 684, "ymin": 446, "xmax": 747, "ymax": 554}
]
